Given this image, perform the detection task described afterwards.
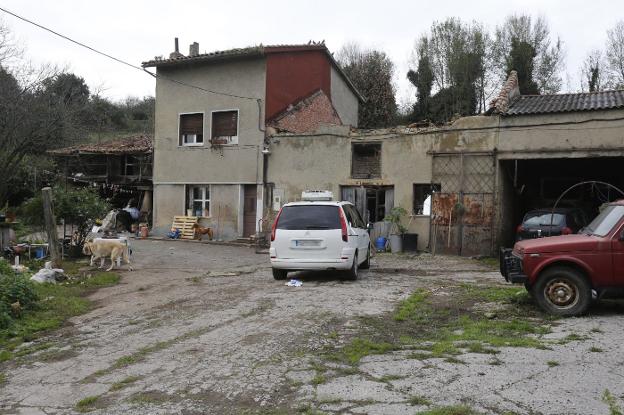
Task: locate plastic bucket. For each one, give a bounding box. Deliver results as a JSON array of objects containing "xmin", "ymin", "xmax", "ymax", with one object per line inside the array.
[{"xmin": 375, "ymin": 237, "xmax": 387, "ymax": 251}]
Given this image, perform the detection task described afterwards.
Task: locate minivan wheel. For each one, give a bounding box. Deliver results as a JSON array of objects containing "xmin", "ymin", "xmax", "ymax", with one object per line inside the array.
[
  {"xmin": 360, "ymin": 246, "xmax": 370, "ymax": 270},
  {"xmin": 345, "ymin": 253, "xmax": 359, "ymax": 280},
  {"xmin": 532, "ymin": 267, "xmax": 591, "ymax": 316},
  {"xmin": 272, "ymin": 268, "xmax": 288, "ymax": 280}
]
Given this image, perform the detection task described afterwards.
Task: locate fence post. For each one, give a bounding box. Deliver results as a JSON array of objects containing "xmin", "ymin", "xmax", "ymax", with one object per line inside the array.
[{"xmin": 42, "ymin": 187, "xmax": 62, "ymax": 268}]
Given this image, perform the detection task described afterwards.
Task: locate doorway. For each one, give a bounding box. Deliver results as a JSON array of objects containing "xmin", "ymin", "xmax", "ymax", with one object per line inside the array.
[{"xmin": 243, "ymin": 185, "xmax": 257, "ymax": 237}]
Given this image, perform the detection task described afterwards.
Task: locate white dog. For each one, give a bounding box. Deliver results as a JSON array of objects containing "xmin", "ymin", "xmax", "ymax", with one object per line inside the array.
[{"xmin": 82, "ymin": 239, "xmax": 132, "ymax": 271}]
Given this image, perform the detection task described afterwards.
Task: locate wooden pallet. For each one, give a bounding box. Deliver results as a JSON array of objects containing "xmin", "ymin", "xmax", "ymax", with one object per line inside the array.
[{"xmin": 171, "ymin": 216, "xmax": 198, "ymax": 240}]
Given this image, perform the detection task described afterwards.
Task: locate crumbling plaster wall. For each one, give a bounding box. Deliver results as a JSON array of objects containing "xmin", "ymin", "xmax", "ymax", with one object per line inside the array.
[
  {"xmin": 267, "ymin": 129, "xmax": 435, "ymax": 250},
  {"xmin": 330, "ymin": 66, "xmax": 359, "ymax": 127},
  {"xmin": 497, "ymin": 109, "xmax": 624, "ymax": 159}
]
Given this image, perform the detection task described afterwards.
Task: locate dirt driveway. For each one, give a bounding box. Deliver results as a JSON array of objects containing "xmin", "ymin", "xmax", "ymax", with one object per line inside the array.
[{"xmin": 1, "ymin": 240, "xmax": 624, "ymax": 415}]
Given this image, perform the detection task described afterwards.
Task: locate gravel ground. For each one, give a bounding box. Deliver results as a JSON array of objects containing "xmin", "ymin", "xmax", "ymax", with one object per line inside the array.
[{"xmin": 1, "ymin": 239, "xmax": 623, "ymax": 415}]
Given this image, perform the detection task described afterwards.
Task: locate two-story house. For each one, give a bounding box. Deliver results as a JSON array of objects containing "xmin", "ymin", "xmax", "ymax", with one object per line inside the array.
[{"xmin": 143, "ymin": 41, "xmax": 362, "ymax": 239}]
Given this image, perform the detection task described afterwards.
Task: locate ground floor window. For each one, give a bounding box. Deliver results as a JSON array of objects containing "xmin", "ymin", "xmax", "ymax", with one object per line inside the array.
[
  {"xmin": 187, "ymin": 185, "xmax": 210, "ymax": 217},
  {"xmin": 413, "ymin": 183, "xmax": 441, "ymax": 215}
]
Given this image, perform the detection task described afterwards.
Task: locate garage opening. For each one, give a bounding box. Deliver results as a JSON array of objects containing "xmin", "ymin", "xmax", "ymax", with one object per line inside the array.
[{"xmin": 499, "ymin": 157, "xmax": 624, "ymax": 248}]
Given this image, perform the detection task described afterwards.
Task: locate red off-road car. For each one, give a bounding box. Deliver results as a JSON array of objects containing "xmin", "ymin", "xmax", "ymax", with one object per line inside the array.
[{"xmin": 501, "ymin": 201, "xmax": 624, "ymax": 316}]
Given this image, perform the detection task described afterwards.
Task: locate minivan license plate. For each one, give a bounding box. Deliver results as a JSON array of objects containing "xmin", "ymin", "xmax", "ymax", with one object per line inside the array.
[{"xmin": 295, "ymin": 240, "xmax": 320, "ymax": 247}]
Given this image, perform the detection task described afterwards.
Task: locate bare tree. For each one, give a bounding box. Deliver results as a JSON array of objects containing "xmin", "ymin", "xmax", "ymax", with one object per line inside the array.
[
  {"xmin": 606, "ymin": 20, "xmax": 624, "ymax": 88},
  {"xmin": 491, "ymin": 14, "xmax": 564, "ymax": 94},
  {"xmin": 580, "ymin": 49, "xmax": 607, "ymax": 92},
  {"xmin": 0, "ymin": 18, "xmax": 22, "ymax": 66}
]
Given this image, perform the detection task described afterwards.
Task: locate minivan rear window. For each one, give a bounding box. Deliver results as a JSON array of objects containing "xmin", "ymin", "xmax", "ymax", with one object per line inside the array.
[{"xmin": 276, "ymin": 206, "xmax": 341, "ymax": 230}]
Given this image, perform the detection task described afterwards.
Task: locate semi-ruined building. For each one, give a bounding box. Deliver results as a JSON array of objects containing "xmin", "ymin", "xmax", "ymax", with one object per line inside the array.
[
  {"xmin": 146, "ymin": 40, "xmax": 624, "ymax": 256},
  {"xmin": 142, "ymin": 40, "xmax": 363, "ymax": 239},
  {"xmin": 267, "ymin": 71, "xmax": 624, "ymax": 255}
]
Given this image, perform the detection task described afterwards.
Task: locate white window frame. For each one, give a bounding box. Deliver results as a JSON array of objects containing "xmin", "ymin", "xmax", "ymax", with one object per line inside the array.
[
  {"xmin": 210, "ymin": 109, "xmax": 239, "ymax": 146},
  {"xmin": 178, "ymin": 112, "xmax": 205, "ymax": 147},
  {"xmin": 187, "ymin": 185, "xmax": 211, "ymax": 218}
]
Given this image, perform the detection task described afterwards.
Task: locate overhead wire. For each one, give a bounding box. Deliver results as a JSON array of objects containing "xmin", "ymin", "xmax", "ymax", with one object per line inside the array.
[{"xmin": 0, "ymin": 5, "xmax": 260, "ymax": 101}]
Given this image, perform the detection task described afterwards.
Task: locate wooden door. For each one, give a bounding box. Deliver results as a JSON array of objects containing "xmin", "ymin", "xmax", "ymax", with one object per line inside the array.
[{"xmin": 243, "ymin": 185, "xmax": 257, "ymax": 237}]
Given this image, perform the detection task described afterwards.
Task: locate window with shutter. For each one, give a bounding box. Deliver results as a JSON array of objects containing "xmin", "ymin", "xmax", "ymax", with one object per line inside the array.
[
  {"xmin": 179, "ymin": 113, "xmax": 204, "ymax": 146},
  {"xmin": 211, "ymin": 110, "xmax": 239, "ymax": 145}
]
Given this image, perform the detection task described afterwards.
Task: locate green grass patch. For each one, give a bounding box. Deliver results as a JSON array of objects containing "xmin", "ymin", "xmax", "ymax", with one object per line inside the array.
[
  {"xmin": 409, "ymin": 395, "xmax": 432, "ymax": 406},
  {"xmin": 589, "ymin": 346, "xmax": 604, "ymax": 353},
  {"xmin": 75, "ymin": 395, "xmax": 101, "ymax": 412},
  {"xmin": 602, "ymin": 389, "xmax": 623, "ymax": 415},
  {"xmin": 475, "ymin": 257, "xmax": 499, "ymax": 269},
  {"xmin": 0, "ymin": 260, "xmax": 120, "ymax": 363},
  {"xmin": 311, "ymin": 373, "xmax": 326, "ymax": 385},
  {"xmin": 459, "ymin": 283, "xmax": 526, "ymax": 303},
  {"xmin": 327, "ymin": 338, "xmax": 394, "ymax": 365},
  {"xmin": 394, "ymin": 289, "xmax": 430, "ymax": 321},
  {"xmin": 127, "ymin": 391, "xmax": 170, "ymax": 405},
  {"xmin": 0, "ymin": 371, "xmax": 6, "ymax": 384},
  {"xmin": 416, "ymin": 405, "xmax": 482, "ymax": 415},
  {"xmin": 110, "ymin": 375, "xmax": 141, "ymax": 391},
  {"xmin": 83, "ymin": 272, "xmax": 120, "ymax": 287},
  {"xmin": 547, "ymin": 360, "xmax": 560, "ymax": 367}
]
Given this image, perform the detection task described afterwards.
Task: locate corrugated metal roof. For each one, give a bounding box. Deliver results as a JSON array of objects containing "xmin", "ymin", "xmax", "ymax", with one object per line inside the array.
[
  {"xmin": 49, "ymin": 134, "xmax": 153, "ymax": 156},
  {"xmin": 504, "ymin": 90, "xmax": 624, "ymax": 116}
]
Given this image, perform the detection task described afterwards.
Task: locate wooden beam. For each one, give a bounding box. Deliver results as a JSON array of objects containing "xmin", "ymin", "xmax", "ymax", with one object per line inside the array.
[{"xmin": 42, "ymin": 187, "xmax": 62, "ymax": 268}]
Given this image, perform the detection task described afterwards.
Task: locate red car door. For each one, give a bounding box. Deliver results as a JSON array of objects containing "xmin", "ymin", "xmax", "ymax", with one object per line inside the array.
[{"xmin": 611, "ymin": 221, "xmax": 624, "ymax": 286}]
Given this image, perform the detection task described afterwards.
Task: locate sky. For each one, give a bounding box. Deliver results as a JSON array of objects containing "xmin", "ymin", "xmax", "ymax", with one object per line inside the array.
[{"xmin": 0, "ymin": 0, "xmax": 621, "ymax": 106}]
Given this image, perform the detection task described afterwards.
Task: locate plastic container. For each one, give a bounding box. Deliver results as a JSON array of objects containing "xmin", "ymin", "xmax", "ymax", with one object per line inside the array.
[
  {"xmin": 375, "ymin": 237, "xmax": 387, "ymax": 252},
  {"xmin": 35, "ymin": 247, "xmax": 45, "ymax": 259}
]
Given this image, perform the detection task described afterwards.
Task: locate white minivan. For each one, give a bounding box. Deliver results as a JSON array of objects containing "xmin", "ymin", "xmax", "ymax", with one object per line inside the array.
[{"xmin": 269, "ymin": 200, "xmax": 371, "ymax": 280}]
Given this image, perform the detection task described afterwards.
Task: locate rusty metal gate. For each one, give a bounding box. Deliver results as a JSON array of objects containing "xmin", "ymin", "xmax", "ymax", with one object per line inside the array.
[{"xmin": 431, "ymin": 153, "xmax": 496, "ymax": 256}]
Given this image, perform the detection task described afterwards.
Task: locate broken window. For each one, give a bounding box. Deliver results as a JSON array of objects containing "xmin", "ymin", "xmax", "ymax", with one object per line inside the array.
[
  {"xmin": 211, "ymin": 110, "xmax": 239, "ymax": 145},
  {"xmin": 351, "ymin": 143, "xmax": 381, "ymax": 179},
  {"xmin": 413, "ymin": 184, "xmax": 441, "ymax": 215},
  {"xmin": 124, "ymin": 155, "xmax": 140, "ymax": 176},
  {"xmin": 186, "ymin": 185, "xmax": 210, "ymax": 217},
  {"xmin": 179, "ymin": 113, "xmax": 204, "ymax": 146}
]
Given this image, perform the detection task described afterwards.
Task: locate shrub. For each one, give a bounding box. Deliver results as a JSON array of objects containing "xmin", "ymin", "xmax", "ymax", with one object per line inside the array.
[
  {"xmin": 0, "ymin": 260, "xmax": 39, "ymax": 329},
  {"xmin": 21, "ymin": 186, "xmax": 110, "ymax": 247}
]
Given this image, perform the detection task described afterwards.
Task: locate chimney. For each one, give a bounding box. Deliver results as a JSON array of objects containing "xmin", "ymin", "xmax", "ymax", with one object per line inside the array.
[
  {"xmin": 169, "ymin": 37, "xmax": 184, "ymax": 59},
  {"xmin": 189, "ymin": 42, "xmax": 199, "ymax": 57}
]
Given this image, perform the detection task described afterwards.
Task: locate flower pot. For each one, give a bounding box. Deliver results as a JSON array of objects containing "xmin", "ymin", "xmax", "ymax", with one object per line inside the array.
[{"xmin": 389, "ymin": 234, "xmax": 403, "ymax": 253}]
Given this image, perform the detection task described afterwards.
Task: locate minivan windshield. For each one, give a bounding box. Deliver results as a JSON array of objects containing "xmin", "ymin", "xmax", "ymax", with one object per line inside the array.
[
  {"xmin": 583, "ymin": 205, "xmax": 624, "ymax": 237},
  {"xmin": 276, "ymin": 205, "xmax": 341, "ymax": 230}
]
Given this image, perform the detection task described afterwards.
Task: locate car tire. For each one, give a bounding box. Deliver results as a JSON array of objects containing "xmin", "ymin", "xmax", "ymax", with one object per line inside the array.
[
  {"xmin": 532, "ymin": 266, "xmax": 591, "ymax": 316},
  {"xmin": 272, "ymin": 268, "xmax": 288, "ymax": 280},
  {"xmin": 345, "ymin": 252, "xmax": 359, "ymax": 280},
  {"xmin": 360, "ymin": 246, "xmax": 370, "ymax": 270}
]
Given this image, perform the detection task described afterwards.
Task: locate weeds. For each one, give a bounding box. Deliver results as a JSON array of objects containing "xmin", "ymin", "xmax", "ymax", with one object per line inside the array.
[
  {"xmin": 602, "ymin": 389, "xmax": 623, "ymax": 415},
  {"xmin": 589, "ymin": 346, "xmax": 604, "ymax": 353},
  {"xmin": 546, "ymin": 360, "xmax": 560, "ymax": 367},
  {"xmin": 409, "ymin": 395, "xmax": 432, "ymax": 406},
  {"xmin": 110, "ymin": 375, "xmax": 141, "ymax": 391},
  {"xmin": 0, "ymin": 260, "xmax": 120, "ymax": 363},
  {"xmin": 75, "ymin": 395, "xmax": 101, "ymax": 412}
]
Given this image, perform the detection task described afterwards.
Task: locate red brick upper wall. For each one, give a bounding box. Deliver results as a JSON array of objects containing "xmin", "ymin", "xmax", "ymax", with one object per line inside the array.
[{"xmin": 265, "ymin": 50, "xmax": 331, "ymax": 120}]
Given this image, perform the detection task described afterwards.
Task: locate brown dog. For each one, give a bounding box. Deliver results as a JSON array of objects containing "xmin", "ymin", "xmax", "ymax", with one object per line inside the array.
[{"xmin": 192, "ymin": 223, "xmax": 213, "ymax": 241}]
